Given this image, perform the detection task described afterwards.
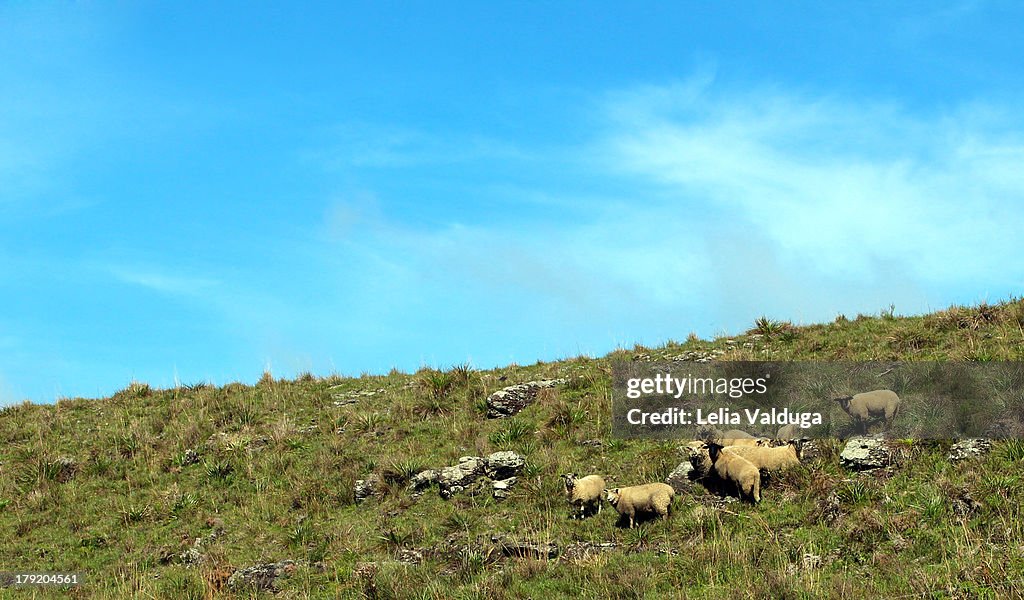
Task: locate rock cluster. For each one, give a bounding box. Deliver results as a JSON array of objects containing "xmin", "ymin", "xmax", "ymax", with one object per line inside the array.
[
  {"xmin": 226, "ymin": 560, "xmax": 296, "ymax": 592},
  {"xmin": 948, "ymin": 438, "xmax": 992, "ymax": 462},
  {"xmin": 839, "ymin": 435, "xmax": 898, "ymax": 470},
  {"xmin": 331, "ymin": 388, "xmax": 386, "ymax": 407},
  {"xmin": 485, "ymin": 380, "xmax": 565, "ymax": 418},
  {"xmin": 434, "ymin": 452, "xmax": 526, "ymax": 500}
]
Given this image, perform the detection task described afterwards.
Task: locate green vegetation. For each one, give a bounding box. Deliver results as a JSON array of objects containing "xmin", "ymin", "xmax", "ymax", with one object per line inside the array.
[{"xmin": 2, "ymin": 299, "xmax": 1024, "ymax": 598}]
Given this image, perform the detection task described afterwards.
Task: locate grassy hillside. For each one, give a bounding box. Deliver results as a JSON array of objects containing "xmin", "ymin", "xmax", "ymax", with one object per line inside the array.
[{"xmin": 2, "ymin": 300, "xmax": 1024, "ymax": 598}]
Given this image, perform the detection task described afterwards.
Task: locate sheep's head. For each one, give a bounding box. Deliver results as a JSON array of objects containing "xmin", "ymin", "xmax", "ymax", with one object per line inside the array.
[
  {"xmin": 604, "ymin": 488, "xmax": 621, "ymax": 506},
  {"xmin": 787, "ymin": 439, "xmax": 805, "ymax": 459},
  {"xmin": 833, "ymin": 395, "xmax": 853, "ymax": 411},
  {"xmin": 705, "ymin": 441, "xmax": 724, "ymax": 463},
  {"xmin": 561, "ymin": 473, "xmax": 577, "ymax": 494}
]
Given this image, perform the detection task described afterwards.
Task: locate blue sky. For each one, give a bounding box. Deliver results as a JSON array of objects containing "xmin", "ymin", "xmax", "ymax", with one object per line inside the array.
[{"xmin": 2, "ymin": 2, "xmax": 1024, "ymax": 403}]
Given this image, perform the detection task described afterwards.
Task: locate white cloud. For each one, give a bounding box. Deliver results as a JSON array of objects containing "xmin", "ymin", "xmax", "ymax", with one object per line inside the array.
[
  {"xmin": 597, "ymin": 80, "xmax": 1024, "ymax": 300},
  {"xmin": 313, "ymin": 78, "xmax": 1024, "ymax": 343},
  {"xmin": 104, "ymin": 265, "xmax": 221, "ymax": 297}
]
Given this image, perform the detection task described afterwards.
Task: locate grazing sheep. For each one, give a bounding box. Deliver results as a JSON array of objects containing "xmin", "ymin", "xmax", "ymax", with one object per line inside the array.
[
  {"xmin": 603, "ymin": 483, "xmax": 675, "ymax": 528},
  {"xmin": 723, "ymin": 440, "xmax": 802, "ymax": 472},
  {"xmin": 562, "ymin": 473, "xmax": 605, "ymax": 519},
  {"xmin": 834, "ymin": 389, "xmax": 900, "ymax": 433},
  {"xmin": 705, "ymin": 442, "xmax": 761, "ymax": 503},
  {"xmin": 706, "ymin": 428, "xmax": 770, "ymax": 447},
  {"xmin": 776, "ymin": 424, "xmax": 800, "ymax": 440}
]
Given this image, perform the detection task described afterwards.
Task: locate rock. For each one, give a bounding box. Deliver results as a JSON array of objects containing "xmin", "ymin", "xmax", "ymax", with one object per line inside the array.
[
  {"xmin": 665, "ymin": 461, "xmax": 695, "ymax": 493},
  {"xmin": 485, "ymin": 451, "xmax": 525, "ymax": 480},
  {"xmin": 666, "ymin": 349, "xmax": 725, "ymax": 363},
  {"xmin": 492, "ymin": 477, "xmax": 517, "ymax": 500},
  {"xmin": 396, "ymin": 549, "xmax": 424, "ymax": 564},
  {"xmin": 948, "ymin": 438, "xmax": 992, "ymax": 462},
  {"xmin": 840, "ymin": 435, "xmax": 896, "ymax": 470},
  {"xmin": 226, "ymin": 560, "xmax": 296, "ymax": 592},
  {"xmin": 579, "ymin": 439, "xmax": 603, "ymax": 447},
  {"xmin": 408, "ymin": 469, "xmax": 439, "ymax": 492},
  {"xmin": 48, "ymin": 456, "xmax": 78, "ymax": 482},
  {"xmin": 562, "ymin": 541, "xmax": 617, "ymax": 561},
  {"xmin": 179, "ymin": 449, "xmax": 201, "ymax": 466},
  {"xmin": 485, "ymin": 379, "xmax": 565, "ymax": 418},
  {"xmin": 951, "ymin": 490, "xmax": 982, "ymax": 517},
  {"xmin": 816, "ymin": 493, "xmax": 842, "ymax": 525},
  {"xmin": 354, "ymin": 476, "xmax": 380, "ymax": 504},
  {"xmin": 438, "ymin": 457, "xmax": 485, "ymax": 499},
  {"xmin": 491, "ymin": 534, "xmax": 558, "ymax": 559}
]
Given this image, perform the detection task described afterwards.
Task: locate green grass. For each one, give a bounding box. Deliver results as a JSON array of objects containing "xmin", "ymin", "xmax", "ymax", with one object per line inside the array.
[{"xmin": 2, "ymin": 298, "xmax": 1024, "ymax": 598}]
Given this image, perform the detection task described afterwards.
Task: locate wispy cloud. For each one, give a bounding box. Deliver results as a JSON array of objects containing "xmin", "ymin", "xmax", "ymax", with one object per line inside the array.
[
  {"xmin": 313, "ymin": 78, "xmax": 1024, "ymax": 346},
  {"xmin": 594, "ymin": 79, "xmax": 1024, "ymax": 309},
  {"xmin": 104, "ymin": 265, "xmax": 221, "ymax": 297}
]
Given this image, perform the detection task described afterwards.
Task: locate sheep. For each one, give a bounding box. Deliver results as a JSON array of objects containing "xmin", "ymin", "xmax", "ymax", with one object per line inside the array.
[
  {"xmin": 603, "ymin": 482, "xmax": 675, "ymax": 528},
  {"xmin": 705, "ymin": 428, "xmax": 770, "ymax": 447},
  {"xmin": 705, "ymin": 442, "xmax": 761, "ymax": 503},
  {"xmin": 562, "ymin": 473, "xmax": 605, "ymax": 519},
  {"xmin": 833, "ymin": 389, "xmax": 900, "ymax": 433},
  {"xmin": 722, "ymin": 440, "xmax": 802, "ymax": 472}
]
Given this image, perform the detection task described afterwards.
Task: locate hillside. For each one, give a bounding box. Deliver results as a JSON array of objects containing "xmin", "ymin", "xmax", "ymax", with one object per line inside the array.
[{"xmin": 2, "ymin": 300, "xmax": 1024, "ymax": 598}]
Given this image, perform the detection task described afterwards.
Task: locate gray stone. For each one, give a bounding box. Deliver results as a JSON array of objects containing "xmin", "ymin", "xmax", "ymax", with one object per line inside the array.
[
  {"xmin": 485, "ymin": 451, "xmax": 525, "ymax": 480},
  {"xmin": 840, "ymin": 435, "xmax": 896, "ymax": 470},
  {"xmin": 226, "ymin": 560, "xmax": 296, "ymax": 592},
  {"xmin": 439, "ymin": 456, "xmax": 485, "ymax": 499},
  {"xmin": 485, "ymin": 379, "xmax": 566, "ymax": 418},
  {"xmin": 179, "ymin": 449, "xmax": 200, "ymax": 466},
  {"xmin": 948, "ymin": 438, "xmax": 992, "ymax": 462},
  {"xmin": 354, "ymin": 476, "xmax": 380, "ymax": 504},
  {"xmin": 408, "ymin": 469, "xmax": 439, "ymax": 492},
  {"xmin": 665, "ymin": 461, "xmax": 695, "ymax": 493},
  {"xmin": 492, "ymin": 477, "xmax": 517, "ymax": 500}
]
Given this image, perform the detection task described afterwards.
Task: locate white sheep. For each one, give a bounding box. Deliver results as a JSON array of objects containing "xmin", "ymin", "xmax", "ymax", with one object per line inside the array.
[
  {"xmin": 833, "ymin": 389, "xmax": 900, "ymax": 433},
  {"xmin": 705, "ymin": 442, "xmax": 761, "ymax": 504},
  {"xmin": 562, "ymin": 473, "xmax": 606, "ymax": 519},
  {"xmin": 603, "ymin": 482, "xmax": 675, "ymax": 528},
  {"xmin": 723, "ymin": 440, "xmax": 802, "ymax": 472}
]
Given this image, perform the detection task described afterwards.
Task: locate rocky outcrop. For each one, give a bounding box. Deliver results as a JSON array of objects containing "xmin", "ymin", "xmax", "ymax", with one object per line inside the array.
[
  {"xmin": 227, "ymin": 560, "xmax": 296, "ymax": 592},
  {"xmin": 486, "ymin": 380, "xmax": 565, "ymax": 418},
  {"xmin": 484, "ymin": 451, "xmax": 525, "ymax": 480},
  {"xmin": 354, "ymin": 476, "xmax": 381, "ymax": 504},
  {"xmin": 419, "ymin": 452, "xmax": 526, "ymax": 500},
  {"xmin": 839, "ymin": 435, "xmax": 897, "ymax": 470},
  {"xmin": 439, "ymin": 457, "xmax": 486, "ymax": 499},
  {"xmin": 408, "ymin": 469, "xmax": 439, "ymax": 492},
  {"xmin": 948, "ymin": 438, "xmax": 992, "ymax": 462}
]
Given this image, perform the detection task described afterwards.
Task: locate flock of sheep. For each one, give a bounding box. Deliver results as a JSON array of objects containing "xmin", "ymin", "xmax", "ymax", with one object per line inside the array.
[{"xmin": 563, "ymin": 389, "xmax": 901, "ymax": 527}]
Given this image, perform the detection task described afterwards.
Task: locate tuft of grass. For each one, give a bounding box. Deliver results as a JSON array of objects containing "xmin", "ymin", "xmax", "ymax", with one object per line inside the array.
[
  {"xmin": 751, "ymin": 316, "xmax": 791, "ymax": 339},
  {"xmin": 204, "ymin": 460, "xmax": 234, "ymax": 482},
  {"xmin": 353, "ymin": 412, "xmax": 385, "ymax": 433},
  {"xmin": 417, "ymin": 369, "xmax": 457, "ymax": 400},
  {"xmin": 490, "ymin": 418, "xmax": 533, "ymax": 447},
  {"xmin": 1000, "ymin": 439, "xmax": 1024, "ymax": 461},
  {"xmin": 119, "ymin": 503, "xmax": 152, "ymax": 525}
]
